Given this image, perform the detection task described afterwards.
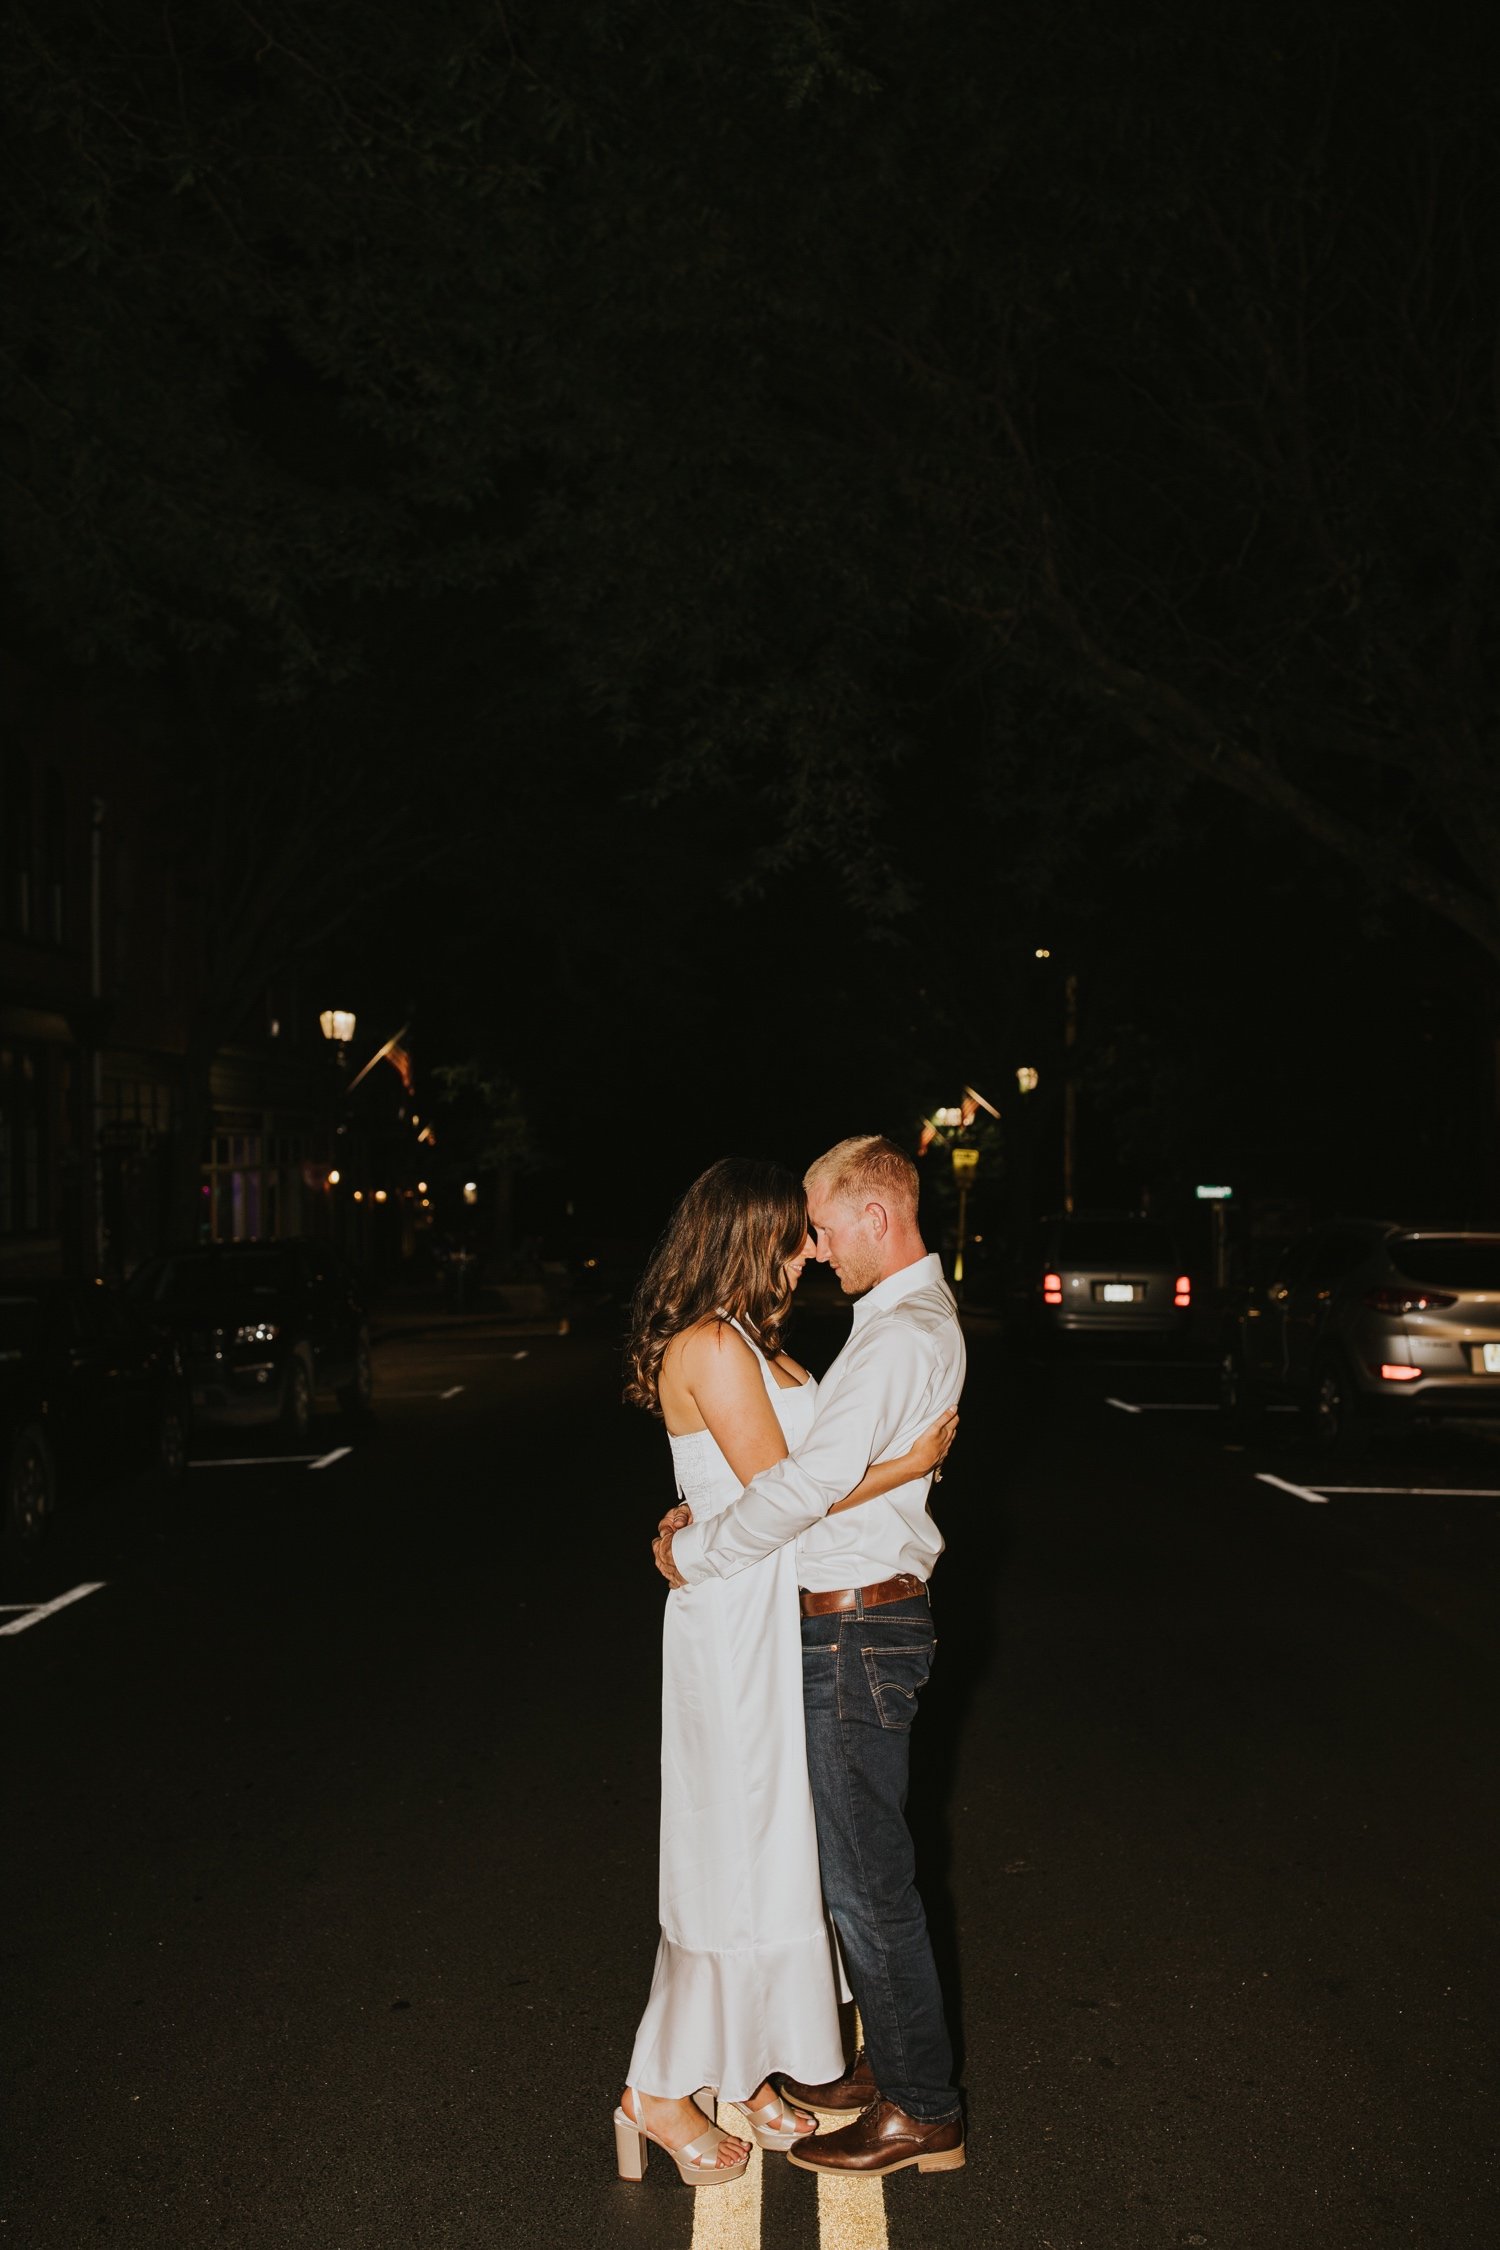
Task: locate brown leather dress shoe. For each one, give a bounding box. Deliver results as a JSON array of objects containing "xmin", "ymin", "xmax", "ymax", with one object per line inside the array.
[
  {"xmin": 786, "ymin": 2096, "xmax": 965, "ymax": 2177},
  {"xmin": 775, "ymin": 2050, "xmax": 878, "ymax": 2117}
]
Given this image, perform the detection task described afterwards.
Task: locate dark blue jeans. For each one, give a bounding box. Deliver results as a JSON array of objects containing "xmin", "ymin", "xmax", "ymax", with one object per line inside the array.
[{"xmin": 801, "ymin": 1592, "xmax": 960, "ymax": 2123}]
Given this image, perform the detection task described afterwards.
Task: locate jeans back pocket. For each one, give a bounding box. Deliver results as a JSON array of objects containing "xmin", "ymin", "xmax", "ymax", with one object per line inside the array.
[{"xmin": 859, "ymin": 1639, "xmax": 934, "ymax": 1730}]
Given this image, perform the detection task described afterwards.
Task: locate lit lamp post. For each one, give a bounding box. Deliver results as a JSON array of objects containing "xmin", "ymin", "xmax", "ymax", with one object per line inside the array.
[
  {"xmin": 951, "ymin": 1144, "xmax": 979, "ymax": 1290},
  {"xmin": 921, "ymin": 1095, "xmax": 998, "ymax": 1297},
  {"xmin": 1033, "ymin": 949, "xmax": 1079, "ymax": 1213},
  {"xmin": 318, "ymin": 1012, "xmax": 357, "ymax": 1238},
  {"xmin": 319, "ymin": 1009, "xmax": 357, "ymax": 1067}
]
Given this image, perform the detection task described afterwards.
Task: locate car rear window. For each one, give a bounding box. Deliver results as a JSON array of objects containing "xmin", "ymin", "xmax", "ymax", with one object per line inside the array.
[
  {"xmin": 1388, "ymin": 1236, "xmax": 1500, "ymax": 1290},
  {"xmin": 134, "ymin": 1249, "xmax": 300, "ymax": 1306},
  {"xmin": 1046, "ymin": 1223, "xmax": 1177, "ymax": 1267}
]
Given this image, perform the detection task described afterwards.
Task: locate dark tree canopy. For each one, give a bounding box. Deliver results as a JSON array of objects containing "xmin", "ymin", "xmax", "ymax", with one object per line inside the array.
[{"xmin": 4, "ymin": 0, "xmax": 1498, "ymax": 962}]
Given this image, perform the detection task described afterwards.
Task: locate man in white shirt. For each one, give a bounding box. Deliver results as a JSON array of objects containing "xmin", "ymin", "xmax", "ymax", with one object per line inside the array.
[{"xmin": 656, "ymin": 1134, "xmax": 966, "ymax": 2177}]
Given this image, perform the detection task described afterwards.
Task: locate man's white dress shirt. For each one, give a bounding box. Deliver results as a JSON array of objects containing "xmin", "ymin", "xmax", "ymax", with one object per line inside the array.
[{"xmin": 670, "ymin": 1252, "xmax": 966, "ymax": 1593}]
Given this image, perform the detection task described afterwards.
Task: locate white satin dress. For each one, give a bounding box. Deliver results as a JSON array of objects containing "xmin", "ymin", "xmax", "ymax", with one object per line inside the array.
[{"xmin": 625, "ymin": 1321, "xmax": 846, "ymax": 2103}]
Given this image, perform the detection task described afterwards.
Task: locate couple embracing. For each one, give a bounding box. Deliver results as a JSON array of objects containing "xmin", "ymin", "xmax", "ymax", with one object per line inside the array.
[{"xmin": 613, "ymin": 1134, "xmax": 967, "ymax": 2185}]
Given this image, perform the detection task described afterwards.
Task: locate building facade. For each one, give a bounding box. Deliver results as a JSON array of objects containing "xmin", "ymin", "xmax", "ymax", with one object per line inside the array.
[{"xmin": 1, "ymin": 661, "xmax": 338, "ymax": 1280}]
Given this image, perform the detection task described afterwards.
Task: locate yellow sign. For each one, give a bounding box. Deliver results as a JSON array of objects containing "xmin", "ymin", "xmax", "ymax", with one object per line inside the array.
[{"xmin": 950, "ymin": 1147, "xmax": 979, "ymax": 1184}]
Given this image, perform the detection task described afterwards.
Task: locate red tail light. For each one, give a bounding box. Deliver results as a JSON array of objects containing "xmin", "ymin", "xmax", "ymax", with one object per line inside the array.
[
  {"xmin": 1043, "ymin": 1270, "xmax": 1063, "ymax": 1305},
  {"xmin": 1379, "ymin": 1363, "xmax": 1422, "ymax": 1382},
  {"xmin": 1365, "ymin": 1287, "xmax": 1457, "ymax": 1314},
  {"xmin": 1174, "ymin": 1274, "xmax": 1191, "ymax": 1308}
]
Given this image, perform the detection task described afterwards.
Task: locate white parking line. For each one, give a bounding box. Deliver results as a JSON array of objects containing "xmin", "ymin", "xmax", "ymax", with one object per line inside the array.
[
  {"xmin": 1258, "ymin": 1471, "xmax": 1500, "ymax": 1503},
  {"xmin": 1310, "ymin": 1484, "xmax": 1500, "ymax": 1498},
  {"xmin": 1127, "ymin": 1401, "xmax": 1217, "ymax": 1412},
  {"xmin": 1107, "ymin": 1397, "xmax": 1297, "ymax": 1416},
  {"xmin": 191, "ymin": 1454, "xmax": 321, "ymax": 1469},
  {"xmin": 189, "ymin": 1448, "xmax": 351, "ymax": 1472},
  {"xmin": 0, "ymin": 1583, "xmax": 106, "ymax": 1637},
  {"xmin": 1090, "ymin": 1358, "xmax": 1204, "ymax": 1369},
  {"xmin": 1255, "ymin": 1472, "xmax": 1330, "ymax": 1505}
]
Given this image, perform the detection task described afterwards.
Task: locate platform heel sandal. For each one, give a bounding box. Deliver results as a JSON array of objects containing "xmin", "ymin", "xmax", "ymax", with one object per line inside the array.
[
  {"xmin": 612, "ymin": 2090, "xmax": 752, "ymax": 2187},
  {"xmin": 737, "ymin": 2094, "xmax": 818, "ymax": 2151}
]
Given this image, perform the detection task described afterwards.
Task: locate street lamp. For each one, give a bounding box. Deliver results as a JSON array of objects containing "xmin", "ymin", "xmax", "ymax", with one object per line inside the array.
[
  {"xmin": 950, "ymin": 1145, "xmax": 979, "ymax": 1287},
  {"xmin": 319, "ymin": 1009, "xmax": 357, "ymax": 1071},
  {"xmin": 1029, "ymin": 950, "xmax": 1081, "ymax": 1210}
]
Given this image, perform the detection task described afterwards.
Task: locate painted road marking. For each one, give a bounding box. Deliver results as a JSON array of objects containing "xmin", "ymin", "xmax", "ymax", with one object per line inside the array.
[
  {"xmin": 1256, "ymin": 1472, "xmax": 1329, "ymax": 1505},
  {"xmin": 685, "ymin": 2100, "xmax": 888, "ymax": 2250},
  {"xmin": 817, "ymin": 2168, "xmax": 889, "ymax": 2249},
  {"xmin": 1259, "ymin": 1471, "xmax": 1500, "ymax": 1503},
  {"xmin": 0, "ymin": 1583, "xmax": 106, "ymax": 1638},
  {"xmin": 687, "ymin": 2102, "xmax": 761, "ymax": 2250},
  {"xmin": 442, "ymin": 1384, "xmax": 464, "ymax": 1398},
  {"xmin": 1305, "ymin": 1484, "xmax": 1500, "ymax": 1498},
  {"xmin": 189, "ymin": 1448, "xmax": 351, "ymax": 1472},
  {"xmin": 1089, "ymin": 1358, "xmax": 1205, "ymax": 1369},
  {"xmin": 1107, "ymin": 1397, "xmax": 1296, "ymax": 1415},
  {"xmin": 1112, "ymin": 1400, "xmax": 1215, "ymax": 1412},
  {"xmin": 192, "ymin": 1454, "xmax": 322, "ymax": 1469}
]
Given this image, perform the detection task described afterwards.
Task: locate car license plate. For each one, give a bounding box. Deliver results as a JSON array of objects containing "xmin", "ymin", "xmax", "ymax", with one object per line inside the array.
[
  {"xmin": 1477, "ymin": 1343, "xmax": 1500, "ymax": 1373},
  {"xmin": 1101, "ymin": 1283, "xmax": 1135, "ymax": 1303}
]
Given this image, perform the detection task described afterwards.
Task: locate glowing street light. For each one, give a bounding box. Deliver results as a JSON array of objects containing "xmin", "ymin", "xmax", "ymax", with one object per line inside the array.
[
  {"xmin": 319, "ymin": 1009, "xmax": 357, "ymax": 1047},
  {"xmin": 1016, "ymin": 1066, "xmax": 1039, "ymax": 1093}
]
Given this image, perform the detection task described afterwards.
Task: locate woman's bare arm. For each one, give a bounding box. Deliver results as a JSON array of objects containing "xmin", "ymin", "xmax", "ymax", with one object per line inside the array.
[{"xmin": 827, "ymin": 1409, "xmax": 959, "ymax": 1515}]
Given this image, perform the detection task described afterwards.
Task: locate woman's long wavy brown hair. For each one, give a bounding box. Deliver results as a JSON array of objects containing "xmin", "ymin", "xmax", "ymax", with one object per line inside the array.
[{"xmin": 624, "ymin": 1158, "xmax": 809, "ymax": 1416}]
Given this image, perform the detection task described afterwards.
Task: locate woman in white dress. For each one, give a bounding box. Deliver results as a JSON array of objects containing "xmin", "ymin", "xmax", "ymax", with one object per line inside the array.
[{"xmin": 612, "ymin": 1159, "xmax": 957, "ymax": 2185}]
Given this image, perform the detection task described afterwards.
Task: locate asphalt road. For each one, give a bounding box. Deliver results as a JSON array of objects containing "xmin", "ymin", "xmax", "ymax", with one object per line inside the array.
[{"xmin": 4, "ymin": 1303, "xmax": 1498, "ymax": 2250}]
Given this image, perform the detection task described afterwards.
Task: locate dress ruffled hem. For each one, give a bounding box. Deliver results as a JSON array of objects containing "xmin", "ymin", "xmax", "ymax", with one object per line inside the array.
[{"xmin": 624, "ymin": 1925, "xmax": 846, "ymax": 2103}]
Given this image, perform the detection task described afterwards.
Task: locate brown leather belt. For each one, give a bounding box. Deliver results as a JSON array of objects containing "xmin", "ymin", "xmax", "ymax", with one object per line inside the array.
[{"xmin": 798, "ymin": 1573, "xmax": 928, "ymax": 1617}]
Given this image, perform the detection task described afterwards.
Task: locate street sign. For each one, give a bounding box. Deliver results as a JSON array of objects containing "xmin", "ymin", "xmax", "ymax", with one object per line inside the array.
[
  {"xmin": 1195, "ymin": 1184, "xmax": 1233, "ymax": 1200},
  {"xmin": 951, "ymin": 1147, "xmax": 979, "ymax": 1183}
]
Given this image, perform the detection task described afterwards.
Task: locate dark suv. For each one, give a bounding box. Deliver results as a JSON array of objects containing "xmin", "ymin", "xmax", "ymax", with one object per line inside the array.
[
  {"xmin": 1220, "ymin": 1220, "xmax": 1500, "ymax": 1449},
  {"xmin": 127, "ymin": 1241, "xmax": 372, "ymax": 1440}
]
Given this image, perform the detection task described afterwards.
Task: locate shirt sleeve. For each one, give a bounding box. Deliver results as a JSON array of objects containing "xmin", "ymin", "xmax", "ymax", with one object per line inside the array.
[{"xmin": 671, "ymin": 1320, "xmax": 935, "ymax": 1586}]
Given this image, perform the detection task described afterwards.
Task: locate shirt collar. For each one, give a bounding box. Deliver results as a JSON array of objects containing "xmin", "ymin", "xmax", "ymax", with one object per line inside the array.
[{"xmin": 850, "ymin": 1250, "xmax": 949, "ymax": 1328}]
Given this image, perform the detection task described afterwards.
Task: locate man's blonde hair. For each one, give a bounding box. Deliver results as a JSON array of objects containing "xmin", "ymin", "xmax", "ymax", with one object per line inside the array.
[{"xmin": 805, "ymin": 1134, "xmax": 920, "ymax": 1221}]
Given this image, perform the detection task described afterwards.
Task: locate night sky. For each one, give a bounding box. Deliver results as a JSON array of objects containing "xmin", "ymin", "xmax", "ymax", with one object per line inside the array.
[{"xmin": 5, "ymin": 0, "xmax": 1497, "ymax": 1261}]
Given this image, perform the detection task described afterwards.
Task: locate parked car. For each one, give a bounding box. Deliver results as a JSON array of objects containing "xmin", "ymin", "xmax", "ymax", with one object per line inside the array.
[
  {"xmin": 1220, "ymin": 1220, "xmax": 1500, "ymax": 1449},
  {"xmin": 1, "ymin": 1281, "xmax": 187, "ymax": 1557},
  {"xmin": 125, "ymin": 1241, "xmax": 372, "ymax": 1440},
  {"xmin": 1019, "ymin": 1214, "xmax": 1192, "ymax": 1338}
]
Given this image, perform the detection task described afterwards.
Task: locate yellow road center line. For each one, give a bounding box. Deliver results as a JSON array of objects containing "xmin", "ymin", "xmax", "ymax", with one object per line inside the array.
[
  {"xmin": 816, "ymin": 2170, "xmax": 889, "ymax": 2250},
  {"xmin": 688, "ymin": 2102, "xmax": 761, "ymax": 2250}
]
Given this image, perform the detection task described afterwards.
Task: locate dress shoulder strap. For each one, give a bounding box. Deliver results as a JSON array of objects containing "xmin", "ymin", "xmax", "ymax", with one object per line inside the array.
[{"xmin": 716, "ymin": 1309, "xmax": 776, "ymax": 1382}]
